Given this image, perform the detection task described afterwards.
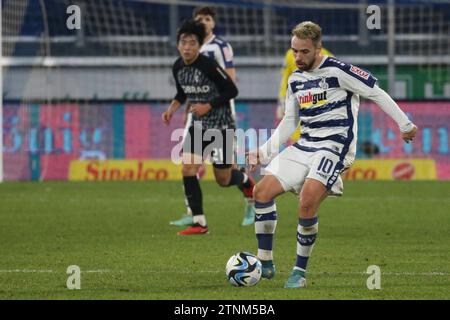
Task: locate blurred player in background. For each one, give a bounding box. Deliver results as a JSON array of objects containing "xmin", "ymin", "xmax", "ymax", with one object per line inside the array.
[
  {"xmin": 194, "ymin": 6, "xmax": 236, "ymax": 83},
  {"xmin": 247, "ymin": 21, "xmax": 417, "ymax": 287},
  {"xmin": 170, "ymin": 6, "xmax": 256, "ymax": 228},
  {"xmin": 276, "ymin": 46, "xmax": 334, "ymax": 143},
  {"xmin": 163, "ymin": 20, "xmax": 254, "ymax": 235}
]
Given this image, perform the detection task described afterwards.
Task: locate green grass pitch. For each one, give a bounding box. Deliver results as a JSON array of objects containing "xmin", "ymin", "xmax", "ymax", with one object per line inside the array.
[{"xmin": 0, "ymin": 180, "xmax": 449, "ymax": 299}]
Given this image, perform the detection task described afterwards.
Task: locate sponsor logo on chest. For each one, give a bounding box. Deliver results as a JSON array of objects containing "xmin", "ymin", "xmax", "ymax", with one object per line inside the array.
[
  {"xmin": 298, "ymin": 90, "xmax": 328, "ymax": 108},
  {"xmin": 182, "ymin": 85, "xmax": 211, "ymax": 94}
]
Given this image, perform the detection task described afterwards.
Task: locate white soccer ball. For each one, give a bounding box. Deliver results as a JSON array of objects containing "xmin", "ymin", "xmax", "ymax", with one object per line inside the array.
[{"xmin": 225, "ymin": 252, "xmax": 262, "ymax": 287}]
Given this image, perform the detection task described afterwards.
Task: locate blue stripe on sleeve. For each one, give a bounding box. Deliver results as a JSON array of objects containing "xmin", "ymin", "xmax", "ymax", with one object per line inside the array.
[{"xmin": 320, "ymin": 57, "xmax": 377, "ymax": 88}]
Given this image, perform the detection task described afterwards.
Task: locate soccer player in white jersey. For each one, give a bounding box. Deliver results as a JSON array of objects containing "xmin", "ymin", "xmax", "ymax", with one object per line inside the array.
[
  {"xmin": 247, "ymin": 21, "xmax": 418, "ymax": 288},
  {"xmin": 195, "ymin": 7, "xmax": 236, "ymax": 82},
  {"xmin": 170, "ymin": 6, "xmax": 256, "ymax": 228}
]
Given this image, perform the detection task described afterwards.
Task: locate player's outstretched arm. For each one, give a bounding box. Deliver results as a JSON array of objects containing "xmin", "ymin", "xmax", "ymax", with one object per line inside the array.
[
  {"xmin": 365, "ymin": 85, "xmax": 418, "ymax": 142},
  {"xmin": 339, "ymin": 69, "xmax": 418, "ymax": 142},
  {"xmin": 246, "ymin": 111, "xmax": 297, "ymax": 173},
  {"xmin": 249, "ymin": 84, "xmax": 299, "ymax": 171},
  {"xmin": 401, "ymin": 123, "xmax": 418, "ymax": 143}
]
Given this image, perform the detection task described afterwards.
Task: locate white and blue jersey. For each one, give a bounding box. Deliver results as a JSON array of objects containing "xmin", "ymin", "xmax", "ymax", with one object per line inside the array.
[
  {"xmin": 200, "ymin": 35, "xmax": 234, "ymax": 70},
  {"xmin": 264, "ymin": 55, "xmax": 413, "ymax": 168},
  {"xmin": 200, "ymin": 35, "xmax": 236, "ymax": 118},
  {"xmin": 288, "ymin": 56, "xmax": 379, "ymax": 168},
  {"xmin": 260, "ymin": 55, "xmax": 413, "ymax": 192}
]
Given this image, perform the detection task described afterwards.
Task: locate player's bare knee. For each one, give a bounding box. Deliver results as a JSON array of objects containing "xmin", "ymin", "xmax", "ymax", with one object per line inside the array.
[
  {"xmin": 299, "ymin": 196, "xmax": 318, "ymax": 217},
  {"xmin": 253, "ymin": 183, "xmax": 272, "ymax": 203},
  {"xmin": 215, "ymin": 175, "xmax": 230, "ymax": 187}
]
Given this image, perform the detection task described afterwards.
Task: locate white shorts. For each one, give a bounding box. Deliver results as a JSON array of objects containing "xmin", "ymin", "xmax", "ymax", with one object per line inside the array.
[{"xmin": 264, "ymin": 145, "xmax": 344, "ymax": 196}]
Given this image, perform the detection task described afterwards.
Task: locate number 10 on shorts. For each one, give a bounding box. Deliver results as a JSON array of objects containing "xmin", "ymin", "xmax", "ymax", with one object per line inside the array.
[{"xmin": 317, "ymin": 156, "xmax": 334, "ymax": 174}]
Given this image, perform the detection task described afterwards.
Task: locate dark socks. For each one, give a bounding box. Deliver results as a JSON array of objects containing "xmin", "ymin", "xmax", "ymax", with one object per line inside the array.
[
  {"xmin": 228, "ymin": 169, "xmax": 250, "ymax": 189},
  {"xmin": 183, "ymin": 176, "xmax": 203, "ymax": 216}
]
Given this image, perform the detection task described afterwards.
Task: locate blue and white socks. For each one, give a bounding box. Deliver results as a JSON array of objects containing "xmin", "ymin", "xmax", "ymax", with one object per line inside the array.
[
  {"xmin": 295, "ymin": 216, "xmax": 318, "ymax": 275},
  {"xmin": 254, "ymin": 200, "xmax": 277, "ymax": 261},
  {"xmin": 254, "ymin": 200, "xmax": 319, "ymax": 278}
]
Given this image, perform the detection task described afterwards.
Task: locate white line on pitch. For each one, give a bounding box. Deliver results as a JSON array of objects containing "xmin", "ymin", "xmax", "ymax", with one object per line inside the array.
[
  {"xmin": 0, "ymin": 269, "xmax": 54, "ymax": 273},
  {"xmin": 0, "ymin": 269, "xmax": 449, "ymax": 276}
]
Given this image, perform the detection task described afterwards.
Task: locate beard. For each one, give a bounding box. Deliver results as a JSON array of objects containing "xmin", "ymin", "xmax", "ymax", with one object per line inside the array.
[{"xmin": 296, "ymin": 60, "xmax": 314, "ymax": 72}]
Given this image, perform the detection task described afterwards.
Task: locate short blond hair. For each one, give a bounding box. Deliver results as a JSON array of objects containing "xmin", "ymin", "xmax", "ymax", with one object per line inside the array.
[{"xmin": 292, "ymin": 21, "xmax": 322, "ymax": 46}]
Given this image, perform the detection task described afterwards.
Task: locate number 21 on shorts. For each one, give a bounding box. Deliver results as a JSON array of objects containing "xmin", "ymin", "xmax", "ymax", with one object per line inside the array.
[{"xmin": 212, "ymin": 147, "xmax": 224, "ymax": 163}]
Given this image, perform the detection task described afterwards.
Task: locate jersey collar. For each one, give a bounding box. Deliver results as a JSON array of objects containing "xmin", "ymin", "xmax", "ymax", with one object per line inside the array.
[
  {"xmin": 308, "ymin": 55, "xmax": 328, "ymax": 72},
  {"xmin": 203, "ymin": 34, "xmax": 216, "ymax": 46}
]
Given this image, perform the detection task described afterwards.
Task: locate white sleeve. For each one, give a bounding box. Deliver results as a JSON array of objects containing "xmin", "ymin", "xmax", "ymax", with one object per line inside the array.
[
  {"xmin": 259, "ymin": 83, "xmax": 299, "ymax": 161},
  {"xmin": 338, "ymin": 70, "xmax": 414, "ymax": 133},
  {"xmin": 223, "ymin": 43, "xmax": 234, "ymax": 69}
]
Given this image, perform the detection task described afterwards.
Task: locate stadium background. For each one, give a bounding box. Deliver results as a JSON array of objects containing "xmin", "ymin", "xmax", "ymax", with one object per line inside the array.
[
  {"xmin": 1, "ymin": 0, "xmax": 449, "ymax": 181},
  {"xmin": 1, "ymin": 0, "xmax": 450, "ymax": 302}
]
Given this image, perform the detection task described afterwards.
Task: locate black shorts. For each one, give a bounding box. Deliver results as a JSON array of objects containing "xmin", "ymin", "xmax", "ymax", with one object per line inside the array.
[{"xmin": 182, "ymin": 126, "xmax": 235, "ymax": 168}]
